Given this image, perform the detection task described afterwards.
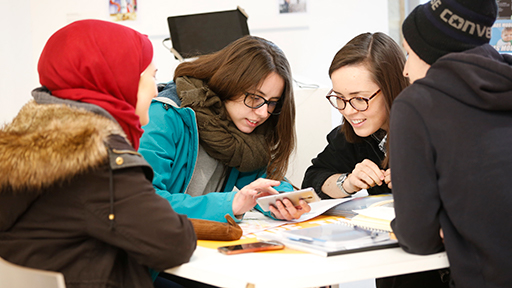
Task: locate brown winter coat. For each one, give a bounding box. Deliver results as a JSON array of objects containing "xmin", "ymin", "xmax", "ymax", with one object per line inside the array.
[{"xmin": 0, "ymin": 97, "xmax": 197, "ymax": 288}]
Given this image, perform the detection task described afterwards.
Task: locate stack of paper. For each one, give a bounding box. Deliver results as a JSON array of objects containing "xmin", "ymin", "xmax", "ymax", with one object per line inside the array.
[{"xmin": 351, "ymin": 206, "xmax": 395, "ymax": 232}]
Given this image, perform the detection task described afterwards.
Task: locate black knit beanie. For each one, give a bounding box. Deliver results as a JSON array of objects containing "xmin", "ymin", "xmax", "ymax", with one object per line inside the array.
[{"xmin": 403, "ymin": 0, "xmax": 498, "ymax": 65}]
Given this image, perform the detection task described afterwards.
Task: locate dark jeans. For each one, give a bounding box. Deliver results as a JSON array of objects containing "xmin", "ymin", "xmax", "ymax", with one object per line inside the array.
[
  {"xmin": 155, "ymin": 269, "xmax": 450, "ymax": 288},
  {"xmin": 376, "ymin": 269, "xmax": 451, "ymax": 288},
  {"xmin": 154, "ymin": 272, "xmax": 218, "ymax": 288}
]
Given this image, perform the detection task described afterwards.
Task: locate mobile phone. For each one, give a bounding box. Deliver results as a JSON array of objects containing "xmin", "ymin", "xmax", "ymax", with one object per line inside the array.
[
  {"xmin": 217, "ymin": 241, "xmax": 285, "ymax": 255},
  {"xmin": 256, "ymin": 187, "xmax": 320, "ymax": 212}
]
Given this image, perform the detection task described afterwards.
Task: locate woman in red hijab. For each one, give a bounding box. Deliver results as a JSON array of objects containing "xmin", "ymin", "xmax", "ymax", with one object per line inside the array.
[{"xmin": 0, "ymin": 20, "xmax": 196, "ymax": 288}]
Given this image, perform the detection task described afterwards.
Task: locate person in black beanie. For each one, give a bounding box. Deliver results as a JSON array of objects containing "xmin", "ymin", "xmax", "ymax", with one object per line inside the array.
[
  {"xmin": 403, "ymin": 0, "xmax": 497, "ymax": 67},
  {"xmin": 390, "ymin": 0, "xmax": 512, "ymax": 287}
]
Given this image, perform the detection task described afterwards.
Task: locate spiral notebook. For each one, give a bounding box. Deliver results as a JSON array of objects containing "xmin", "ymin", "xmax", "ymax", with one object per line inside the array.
[{"xmin": 275, "ymin": 221, "xmax": 398, "ymax": 257}]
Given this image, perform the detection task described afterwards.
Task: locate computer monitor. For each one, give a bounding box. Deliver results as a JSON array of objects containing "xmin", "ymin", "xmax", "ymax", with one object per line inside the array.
[{"xmin": 167, "ymin": 7, "xmax": 249, "ymax": 60}]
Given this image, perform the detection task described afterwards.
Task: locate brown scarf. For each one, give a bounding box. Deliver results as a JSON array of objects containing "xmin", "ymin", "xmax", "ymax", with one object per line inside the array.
[{"xmin": 176, "ymin": 76, "xmax": 270, "ymax": 172}]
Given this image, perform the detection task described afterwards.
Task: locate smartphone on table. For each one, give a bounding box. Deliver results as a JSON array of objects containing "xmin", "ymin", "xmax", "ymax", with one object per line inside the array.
[
  {"xmin": 256, "ymin": 187, "xmax": 320, "ymax": 212},
  {"xmin": 217, "ymin": 241, "xmax": 285, "ymax": 255}
]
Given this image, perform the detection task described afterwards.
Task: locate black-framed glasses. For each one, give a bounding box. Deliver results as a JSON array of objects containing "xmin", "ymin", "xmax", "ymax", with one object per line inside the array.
[
  {"xmin": 326, "ymin": 89, "xmax": 381, "ymax": 112},
  {"xmin": 244, "ymin": 92, "xmax": 282, "ymax": 115}
]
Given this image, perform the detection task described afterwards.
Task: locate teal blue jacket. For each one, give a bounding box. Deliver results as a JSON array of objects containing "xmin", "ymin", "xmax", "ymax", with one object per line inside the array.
[{"xmin": 139, "ymin": 82, "xmax": 293, "ymax": 223}]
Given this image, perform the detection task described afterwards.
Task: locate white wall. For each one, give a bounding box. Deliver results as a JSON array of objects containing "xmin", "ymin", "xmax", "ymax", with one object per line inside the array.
[{"xmin": 1, "ymin": 0, "xmax": 389, "ymax": 125}]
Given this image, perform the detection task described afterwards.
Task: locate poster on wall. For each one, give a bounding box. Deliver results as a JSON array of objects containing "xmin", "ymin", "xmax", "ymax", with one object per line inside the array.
[
  {"xmin": 279, "ymin": 0, "xmax": 307, "ymax": 14},
  {"xmin": 109, "ymin": 0, "xmax": 137, "ymax": 21},
  {"xmin": 491, "ymin": 0, "xmax": 512, "ymax": 53}
]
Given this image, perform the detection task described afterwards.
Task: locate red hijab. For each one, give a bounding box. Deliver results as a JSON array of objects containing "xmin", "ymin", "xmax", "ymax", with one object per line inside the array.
[{"xmin": 38, "ymin": 19, "xmax": 153, "ymax": 149}]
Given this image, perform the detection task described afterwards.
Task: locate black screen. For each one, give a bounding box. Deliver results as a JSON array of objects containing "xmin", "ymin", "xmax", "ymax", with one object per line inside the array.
[{"xmin": 167, "ymin": 8, "xmax": 249, "ymax": 59}]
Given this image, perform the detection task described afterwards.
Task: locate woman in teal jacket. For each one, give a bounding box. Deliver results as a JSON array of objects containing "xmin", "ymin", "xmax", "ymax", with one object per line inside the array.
[{"xmin": 139, "ymin": 36, "xmax": 310, "ymax": 223}]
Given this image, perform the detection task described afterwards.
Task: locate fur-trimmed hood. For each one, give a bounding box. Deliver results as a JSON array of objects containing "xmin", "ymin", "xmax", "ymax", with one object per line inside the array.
[{"xmin": 0, "ymin": 99, "xmax": 125, "ymax": 193}]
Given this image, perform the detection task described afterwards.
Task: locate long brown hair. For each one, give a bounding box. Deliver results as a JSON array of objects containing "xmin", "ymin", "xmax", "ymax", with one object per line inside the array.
[
  {"xmin": 328, "ymin": 32, "xmax": 409, "ymax": 168},
  {"xmin": 174, "ymin": 35, "xmax": 295, "ymax": 180}
]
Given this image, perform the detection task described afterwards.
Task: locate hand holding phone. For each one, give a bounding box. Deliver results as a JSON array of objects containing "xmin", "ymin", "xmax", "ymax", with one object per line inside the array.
[
  {"xmin": 217, "ymin": 241, "xmax": 285, "ymax": 255},
  {"xmin": 256, "ymin": 187, "xmax": 320, "ymax": 212}
]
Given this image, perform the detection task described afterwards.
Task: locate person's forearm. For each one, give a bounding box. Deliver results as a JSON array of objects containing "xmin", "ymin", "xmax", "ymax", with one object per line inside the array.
[{"xmin": 320, "ymin": 174, "xmax": 353, "ymax": 198}]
